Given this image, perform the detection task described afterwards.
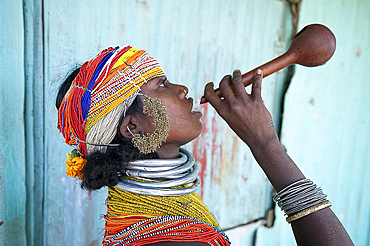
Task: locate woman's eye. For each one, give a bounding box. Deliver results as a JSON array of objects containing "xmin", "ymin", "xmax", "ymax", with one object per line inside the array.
[{"xmin": 159, "ymin": 79, "xmax": 166, "ymax": 87}]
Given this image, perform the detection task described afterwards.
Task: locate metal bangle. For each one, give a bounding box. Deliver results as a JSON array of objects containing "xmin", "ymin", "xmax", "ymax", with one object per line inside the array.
[
  {"xmin": 116, "ymin": 178, "xmax": 201, "ymax": 196},
  {"xmin": 117, "ymin": 148, "xmax": 201, "ymax": 196},
  {"xmin": 278, "ymin": 187, "xmax": 322, "ymax": 207},
  {"xmin": 285, "ymin": 197, "xmax": 328, "ymax": 216},
  {"xmin": 273, "ymin": 179, "xmax": 330, "ymax": 218},
  {"xmin": 277, "ymin": 184, "xmax": 317, "ymax": 203},
  {"xmin": 273, "ymin": 179, "xmax": 313, "ymax": 202},
  {"xmin": 125, "ymin": 157, "xmax": 194, "ymax": 178},
  {"xmin": 121, "ymin": 163, "xmax": 199, "ymax": 188},
  {"xmin": 286, "ymin": 201, "xmax": 332, "ymax": 223},
  {"xmin": 127, "ymin": 151, "xmax": 187, "ymax": 167}
]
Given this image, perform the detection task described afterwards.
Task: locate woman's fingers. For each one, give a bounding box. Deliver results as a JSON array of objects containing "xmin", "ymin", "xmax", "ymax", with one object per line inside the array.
[
  {"xmin": 204, "ymin": 69, "xmax": 263, "ymax": 112},
  {"xmin": 219, "ymin": 74, "xmax": 234, "ymax": 100},
  {"xmin": 252, "ymin": 69, "xmax": 263, "ymax": 99},
  {"xmin": 231, "ymin": 69, "xmax": 246, "ymax": 96},
  {"xmin": 204, "ymin": 82, "xmax": 223, "ymax": 109}
]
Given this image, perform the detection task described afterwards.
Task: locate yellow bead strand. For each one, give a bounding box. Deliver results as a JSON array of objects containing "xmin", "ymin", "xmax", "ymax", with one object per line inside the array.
[{"xmin": 107, "ymin": 186, "xmax": 220, "ymax": 228}]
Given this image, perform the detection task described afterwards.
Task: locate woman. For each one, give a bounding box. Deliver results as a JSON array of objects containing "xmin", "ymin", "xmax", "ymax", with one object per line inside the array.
[{"xmin": 56, "ymin": 46, "xmax": 353, "ymax": 245}]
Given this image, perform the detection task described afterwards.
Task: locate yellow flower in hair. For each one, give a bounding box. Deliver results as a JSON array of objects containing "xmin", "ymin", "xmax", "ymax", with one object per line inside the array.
[{"xmin": 65, "ymin": 150, "xmax": 87, "ymax": 180}]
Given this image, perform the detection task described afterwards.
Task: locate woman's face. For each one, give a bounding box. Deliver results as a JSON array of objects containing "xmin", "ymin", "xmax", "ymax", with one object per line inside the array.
[{"xmin": 138, "ymin": 76, "xmax": 203, "ymax": 147}]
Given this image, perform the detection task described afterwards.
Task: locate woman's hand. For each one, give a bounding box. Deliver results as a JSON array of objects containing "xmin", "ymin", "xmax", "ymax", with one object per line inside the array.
[
  {"xmin": 203, "ymin": 69, "xmax": 279, "ymax": 150},
  {"xmin": 203, "ymin": 69, "xmax": 354, "ymax": 246}
]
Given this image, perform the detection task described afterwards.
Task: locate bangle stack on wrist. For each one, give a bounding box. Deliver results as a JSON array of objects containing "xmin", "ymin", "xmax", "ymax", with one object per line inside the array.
[{"xmin": 273, "ymin": 179, "xmax": 331, "ymax": 223}]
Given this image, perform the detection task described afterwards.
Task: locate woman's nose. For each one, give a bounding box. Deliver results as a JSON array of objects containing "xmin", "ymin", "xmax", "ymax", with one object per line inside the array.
[{"xmin": 178, "ymin": 86, "xmax": 189, "ymax": 99}]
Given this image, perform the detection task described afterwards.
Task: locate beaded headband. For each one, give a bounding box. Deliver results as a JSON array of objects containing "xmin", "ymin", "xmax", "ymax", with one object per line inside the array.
[{"xmin": 57, "ymin": 46, "xmax": 165, "ymax": 157}]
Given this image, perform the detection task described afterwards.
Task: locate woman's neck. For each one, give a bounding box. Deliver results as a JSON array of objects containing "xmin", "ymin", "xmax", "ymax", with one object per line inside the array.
[{"xmin": 156, "ymin": 144, "xmax": 181, "ymax": 159}]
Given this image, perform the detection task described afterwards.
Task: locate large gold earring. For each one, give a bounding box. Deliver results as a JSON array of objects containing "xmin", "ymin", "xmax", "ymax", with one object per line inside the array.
[{"xmin": 131, "ymin": 94, "xmax": 170, "ymax": 154}]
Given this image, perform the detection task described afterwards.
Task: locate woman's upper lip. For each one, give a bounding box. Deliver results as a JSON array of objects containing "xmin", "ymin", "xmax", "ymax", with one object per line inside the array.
[{"xmin": 188, "ymin": 97, "xmax": 194, "ymax": 111}]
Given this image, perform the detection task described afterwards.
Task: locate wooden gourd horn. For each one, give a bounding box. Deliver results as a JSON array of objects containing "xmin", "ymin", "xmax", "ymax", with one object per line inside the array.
[{"xmin": 200, "ymin": 24, "xmax": 336, "ymax": 104}]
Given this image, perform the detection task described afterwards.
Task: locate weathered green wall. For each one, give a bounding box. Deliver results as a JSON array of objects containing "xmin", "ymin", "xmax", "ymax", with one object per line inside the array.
[
  {"xmin": 256, "ymin": 0, "xmax": 370, "ymax": 245},
  {"xmin": 1, "ymin": 0, "xmax": 369, "ymax": 245},
  {"xmin": 42, "ymin": 1, "xmax": 289, "ymax": 245},
  {"xmin": 0, "ymin": 1, "xmax": 27, "ymax": 245}
]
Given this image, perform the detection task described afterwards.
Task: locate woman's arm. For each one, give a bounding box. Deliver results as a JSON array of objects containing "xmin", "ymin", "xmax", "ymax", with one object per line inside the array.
[{"xmin": 203, "ymin": 69, "xmax": 354, "ymax": 246}]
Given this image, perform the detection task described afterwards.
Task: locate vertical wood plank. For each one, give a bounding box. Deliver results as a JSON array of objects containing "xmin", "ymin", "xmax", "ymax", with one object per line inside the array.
[
  {"xmin": 0, "ymin": 1, "xmax": 27, "ymax": 245},
  {"xmin": 23, "ymin": 0, "xmax": 45, "ymax": 245},
  {"xmin": 187, "ymin": 1, "xmax": 291, "ymax": 228}
]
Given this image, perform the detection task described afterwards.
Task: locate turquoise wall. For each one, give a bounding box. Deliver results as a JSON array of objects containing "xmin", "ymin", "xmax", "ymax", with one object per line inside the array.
[
  {"xmin": 256, "ymin": 0, "xmax": 370, "ymax": 246},
  {"xmin": 0, "ymin": 0, "xmax": 368, "ymax": 245},
  {"xmin": 0, "ymin": 1, "xmax": 27, "ymax": 245}
]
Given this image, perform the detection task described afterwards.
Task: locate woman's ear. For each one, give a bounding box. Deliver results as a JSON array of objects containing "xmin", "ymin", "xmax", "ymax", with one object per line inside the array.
[{"xmin": 119, "ymin": 115, "xmax": 144, "ymax": 139}]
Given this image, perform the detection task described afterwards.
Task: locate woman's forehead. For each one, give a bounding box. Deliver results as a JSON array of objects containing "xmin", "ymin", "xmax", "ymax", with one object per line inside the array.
[
  {"xmin": 149, "ymin": 75, "xmax": 166, "ymax": 83},
  {"xmin": 141, "ymin": 76, "xmax": 166, "ymax": 89}
]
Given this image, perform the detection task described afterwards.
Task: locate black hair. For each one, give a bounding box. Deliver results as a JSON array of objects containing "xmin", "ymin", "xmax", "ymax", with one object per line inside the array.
[
  {"xmin": 56, "ymin": 67, "xmax": 158, "ymax": 190},
  {"xmin": 56, "ymin": 67, "xmax": 80, "ymax": 109}
]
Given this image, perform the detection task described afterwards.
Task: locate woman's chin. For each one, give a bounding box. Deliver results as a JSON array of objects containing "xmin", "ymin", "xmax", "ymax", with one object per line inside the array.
[{"xmin": 187, "ymin": 128, "xmax": 203, "ymax": 144}]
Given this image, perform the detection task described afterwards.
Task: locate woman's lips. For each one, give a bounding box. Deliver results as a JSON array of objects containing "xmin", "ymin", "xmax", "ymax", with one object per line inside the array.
[
  {"xmin": 191, "ymin": 110, "xmax": 203, "ymax": 116},
  {"xmin": 188, "ymin": 98, "xmax": 203, "ymax": 116}
]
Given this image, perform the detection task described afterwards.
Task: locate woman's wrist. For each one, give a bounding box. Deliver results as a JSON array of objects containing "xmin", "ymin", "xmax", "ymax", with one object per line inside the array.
[
  {"xmin": 249, "ymin": 133, "xmax": 281, "ymax": 156},
  {"xmin": 249, "ymin": 136, "xmax": 306, "ymax": 192}
]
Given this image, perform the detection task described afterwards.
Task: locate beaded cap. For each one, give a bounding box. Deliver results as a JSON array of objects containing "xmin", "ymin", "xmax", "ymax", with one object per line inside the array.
[{"xmin": 57, "ymin": 46, "xmax": 164, "ymax": 156}]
